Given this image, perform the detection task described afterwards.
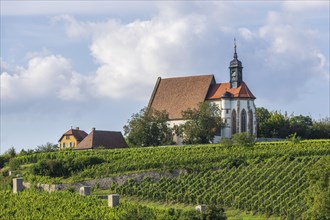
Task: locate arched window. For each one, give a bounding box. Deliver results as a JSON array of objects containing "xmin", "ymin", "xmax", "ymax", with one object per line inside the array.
[
  {"xmin": 241, "ymin": 109, "xmax": 247, "ymax": 132},
  {"xmin": 248, "ymin": 109, "xmax": 253, "ymax": 135},
  {"xmin": 232, "ymin": 109, "xmax": 236, "ymax": 135}
]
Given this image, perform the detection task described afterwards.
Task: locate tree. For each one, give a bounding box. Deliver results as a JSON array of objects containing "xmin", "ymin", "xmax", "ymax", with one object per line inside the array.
[
  {"xmin": 289, "ymin": 115, "xmax": 313, "ymax": 138},
  {"xmin": 123, "ymin": 107, "xmax": 173, "ymax": 147},
  {"xmin": 256, "ymin": 107, "xmax": 271, "ymax": 137},
  {"xmin": 35, "ymin": 143, "xmax": 58, "ymax": 153},
  {"xmin": 310, "ymin": 117, "xmax": 330, "ymax": 139},
  {"xmin": 179, "ymin": 102, "xmax": 223, "ymax": 144}
]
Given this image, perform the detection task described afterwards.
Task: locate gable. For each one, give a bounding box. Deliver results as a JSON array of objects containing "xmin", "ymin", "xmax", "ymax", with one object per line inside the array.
[
  {"xmin": 206, "ymin": 81, "xmax": 256, "ymax": 100},
  {"xmin": 148, "ymin": 75, "xmax": 215, "ymax": 120},
  {"xmin": 75, "ymin": 130, "xmax": 128, "ymax": 150},
  {"xmin": 58, "ymin": 129, "xmax": 88, "ymax": 142}
]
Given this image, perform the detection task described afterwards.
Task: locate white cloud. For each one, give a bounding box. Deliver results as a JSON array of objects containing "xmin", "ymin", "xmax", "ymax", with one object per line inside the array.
[
  {"xmin": 56, "ymin": 12, "xmax": 209, "ymax": 100},
  {"xmin": 282, "ymin": 1, "xmax": 329, "ymax": 12},
  {"xmin": 1, "ymin": 55, "xmax": 86, "ymax": 102}
]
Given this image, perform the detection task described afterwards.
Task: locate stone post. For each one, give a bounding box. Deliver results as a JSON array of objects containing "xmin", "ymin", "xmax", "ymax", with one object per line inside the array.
[
  {"xmin": 195, "ymin": 204, "xmax": 206, "ymax": 213},
  {"xmin": 108, "ymin": 194, "xmax": 120, "ymax": 207},
  {"xmin": 79, "ymin": 186, "xmax": 91, "ymax": 196},
  {"xmin": 13, "ymin": 178, "xmax": 24, "ymax": 193}
]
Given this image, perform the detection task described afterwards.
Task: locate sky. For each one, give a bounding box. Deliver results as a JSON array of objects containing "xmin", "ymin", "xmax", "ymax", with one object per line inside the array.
[{"xmin": 1, "ymin": 1, "xmax": 329, "ymax": 153}]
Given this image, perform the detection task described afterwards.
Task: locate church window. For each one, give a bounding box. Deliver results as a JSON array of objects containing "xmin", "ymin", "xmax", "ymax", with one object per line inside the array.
[
  {"xmin": 241, "ymin": 109, "xmax": 247, "ymax": 132},
  {"xmin": 216, "ymin": 127, "xmax": 221, "ymax": 136},
  {"xmin": 226, "ymin": 109, "xmax": 229, "ymax": 114},
  {"xmin": 232, "ymin": 109, "xmax": 237, "ymax": 135},
  {"xmin": 248, "ymin": 110, "xmax": 253, "ymax": 135}
]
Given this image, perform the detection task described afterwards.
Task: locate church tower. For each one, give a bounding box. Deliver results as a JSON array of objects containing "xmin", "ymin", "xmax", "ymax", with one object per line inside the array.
[{"xmin": 229, "ymin": 39, "xmax": 243, "ymax": 88}]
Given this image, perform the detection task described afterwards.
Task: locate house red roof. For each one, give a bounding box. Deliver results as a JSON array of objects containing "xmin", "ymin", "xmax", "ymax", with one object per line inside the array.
[
  {"xmin": 206, "ymin": 81, "xmax": 256, "ymax": 100},
  {"xmin": 74, "ymin": 129, "xmax": 128, "ymax": 150},
  {"xmin": 58, "ymin": 128, "xmax": 88, "ymax": 142},
  {"xmin": 148, "ymin": 75, "xmax": 215, "ymax": 120}
]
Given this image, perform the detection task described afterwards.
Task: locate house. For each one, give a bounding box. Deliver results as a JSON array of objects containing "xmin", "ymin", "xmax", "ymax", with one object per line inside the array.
[
  {"xmin": 147, "ymin": 42, "xmax": 257, "ymax": 143},
  {"xmin": 74, "ymin": 128, "xmax": 128, "ymax": 150},
  {"xmin": 58, "ymin": 127, "xmax": 88, "ymax": 149}
]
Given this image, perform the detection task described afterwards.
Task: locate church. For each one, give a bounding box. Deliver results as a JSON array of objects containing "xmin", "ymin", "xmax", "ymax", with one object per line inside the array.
[{"xmin": 147, "ymin": 42, "xmax": 257, "ymax": 143}]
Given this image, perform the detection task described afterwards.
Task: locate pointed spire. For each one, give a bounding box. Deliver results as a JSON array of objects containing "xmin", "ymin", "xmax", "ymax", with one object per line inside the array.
[{"xmin": 233, "ymin": 38, "xmax": 238, "ymax": 59}]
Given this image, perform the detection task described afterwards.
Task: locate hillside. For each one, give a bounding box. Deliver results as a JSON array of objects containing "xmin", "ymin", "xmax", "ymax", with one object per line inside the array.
[{"xmin": 1, "ymin": 140, "xmax": 329, "ymax": 219}]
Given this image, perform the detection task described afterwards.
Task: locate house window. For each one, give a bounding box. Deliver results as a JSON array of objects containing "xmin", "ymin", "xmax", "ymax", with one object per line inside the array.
[
  {"xmin": 241, "ymin": 109, "xmax": 247, "ymax": 132},
  {"xmin": 66, "ymin": 136, "xmax": 70, "ymax": 140},
  {"xmin": 70, "ymin": 142, "xmax": 72, "ymax": 148},
  {"xmin": 63, "ymin": 143, "xmax": 66, "ymax": 148}
]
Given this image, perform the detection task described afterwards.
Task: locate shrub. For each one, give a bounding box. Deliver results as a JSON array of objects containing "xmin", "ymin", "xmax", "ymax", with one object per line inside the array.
[
  {"xmin": 232, "ymin": 132, "xmax": 256, "ymax": 147},
  {"xmin": 220, "ymin": 138, "xmax": 233, "ymax": 147}
]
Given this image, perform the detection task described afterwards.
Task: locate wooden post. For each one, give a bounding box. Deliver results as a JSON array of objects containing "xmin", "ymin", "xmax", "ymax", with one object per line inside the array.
[
  {"xmin": 13, "ymin": 178, "xmax": 23, "ymax": 193},
  {"xmin": 79, "ymin": 186, "xmax": 91, "ymax": 196},
  {"xmin": 108, "ymin": 194, "xmax": 120, "ymax": 207}
]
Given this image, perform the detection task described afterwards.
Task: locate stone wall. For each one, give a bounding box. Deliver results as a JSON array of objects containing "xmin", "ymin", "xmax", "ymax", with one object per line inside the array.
[{"xmin": 23, "ymin": 169, "xmax": 187, "ymax": 193}]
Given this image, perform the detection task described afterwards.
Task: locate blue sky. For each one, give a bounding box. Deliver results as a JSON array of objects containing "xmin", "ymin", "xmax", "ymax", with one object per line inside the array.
[{"xmin": 1, "ymin": 1, "xmax": 329, "ymax": 153}]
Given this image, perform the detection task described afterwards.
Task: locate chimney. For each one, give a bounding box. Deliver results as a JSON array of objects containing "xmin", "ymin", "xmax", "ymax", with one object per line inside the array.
[
  {"xmin": 92, "ymin": 127, "xmax": 96, "ymax": 132},
  {"xmin": 76, "ymin": 127, "xmax": 79, "ymax": 130}
]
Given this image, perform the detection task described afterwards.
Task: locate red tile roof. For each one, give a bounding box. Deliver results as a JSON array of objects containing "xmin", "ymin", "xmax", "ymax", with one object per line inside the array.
[
  {"xmin": 74, "ymin": 130, "xmax": 128, "ymax": 150},
  {"xmin": 206, "ymin": 81, "xmax": 256, "ymax": 100},
  {"xmin": 148, "ymin": 75, "xmax": 215, "ymax": 120},
  {"xmin": 58, "ymin": 129, "xmax": 88, "ymax": 142}
]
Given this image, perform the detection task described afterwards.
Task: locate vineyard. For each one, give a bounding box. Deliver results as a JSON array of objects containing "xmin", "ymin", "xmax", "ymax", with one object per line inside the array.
[
  {"xmin": 1, "ymin": 140, "xmax": 330, "ymax": 219},
  {"xmin": 0, "ymin": 189, "xmax": 201, "ymax": 220}
]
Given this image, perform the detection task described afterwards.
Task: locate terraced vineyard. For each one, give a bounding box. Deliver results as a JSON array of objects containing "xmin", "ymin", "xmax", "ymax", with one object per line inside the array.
[{"xmin": 2, "ymin": 140, "xmax": 330, "ymax": 219}]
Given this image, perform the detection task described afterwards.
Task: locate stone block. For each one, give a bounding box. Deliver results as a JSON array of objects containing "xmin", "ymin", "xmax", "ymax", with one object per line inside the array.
[
  {"xmin": 79, "ymin": 186, "xmax": 91, "ymax": 196},
  {"xmin": 195, "ymin": 204, "xmax": 206, "ymax": 213},
  {"xmin": 13, "ymin": 178, "xmax": 24, "ymax": 193},
  {"xmin": 108, "ymin": 194, "xmax": 120, "ymax": 207}
]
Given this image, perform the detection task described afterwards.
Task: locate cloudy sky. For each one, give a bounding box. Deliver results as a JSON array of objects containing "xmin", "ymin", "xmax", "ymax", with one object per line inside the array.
[{"xmin": 1, "ymin": 1, "xmax": 329, "ymax": 153}]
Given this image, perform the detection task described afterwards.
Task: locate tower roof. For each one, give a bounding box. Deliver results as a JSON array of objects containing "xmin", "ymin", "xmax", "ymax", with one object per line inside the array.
[{"xmin": 230, "ymin": 38, "xmax": 242, "ymax": 67}]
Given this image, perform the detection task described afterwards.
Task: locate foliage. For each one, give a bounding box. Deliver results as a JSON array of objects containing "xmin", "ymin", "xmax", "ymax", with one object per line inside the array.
[
  {"xmin": 5, "ymin": 147, "xmax": 16, "ymax": 158},
  {"xmin": 303, "ymin": 157, "xmax": 330, "ymax": 220},
  {"xmin": 220, "ymin": 138, "xmax": 233, "ymax": 148},
  {"xmin": 1, "ymin": 140, "xmax": 330, "ymax": 219},
  {"xmin": 256, "ymin": 107, "xmax": 330, "ymax": 139},
  {"xmin": 287, "ymin": 133, "xmax": 301, "ymax": 144},
  {"xmin": 30, "ymin": 156, "xmax": 105, "ymax": 178},
  {"xmin": 232, "ymin": 132, "xmax": 256, "ymax": 147},
  {"xmin": 35, "ymin": 142, "xmax": 59, "ymax": 153},
  {"xmin": 124, "ymin": 107, "xmax": 173, "ymax": 147},
  {"xmin": 0, "ymin": 189, "xmax": 201, "ymax": 220},
  {"xmin": 179, "ymin": 102, "xmax": 223, "ymax": 144},
  {"xmin": 202, "ymin": 205, "xmax": 227, "ymax": 220}
]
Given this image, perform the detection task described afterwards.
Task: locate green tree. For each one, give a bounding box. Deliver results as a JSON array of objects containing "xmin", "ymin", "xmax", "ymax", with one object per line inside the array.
[
  {"xmin": 35, "ymin": 142, "xmax": 58, "ymax": 153},
  {"xmin": 310, "ymin": 117, "xmax": 330, "ymax": 139},
  {"xmin": 256, "ymin": 107, "xmax": 271, "ymax": 137},
  {"xmin": 289, "ymin": 115, "xmax": 313, "ymax": 138},
  {"xmin": 124, "ymin": 107, "xmax": 173, "ymax": 147},
  {"xmin": 179, "ymin": 102, "xmax": 223, "ymax": 144}
]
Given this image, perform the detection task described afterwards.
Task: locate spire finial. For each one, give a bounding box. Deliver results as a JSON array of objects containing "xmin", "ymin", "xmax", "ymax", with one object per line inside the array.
[{"xmin": 234, "ymin": 38, "xmax": 238, "ymax": 59}]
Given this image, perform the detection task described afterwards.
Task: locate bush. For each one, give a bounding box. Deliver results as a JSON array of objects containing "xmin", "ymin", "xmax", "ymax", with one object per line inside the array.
[
  {"xmin": 287, "ymin": 133, "xmax": 301, "ymax": 144},
  {"xmin": 220, "ymin": 138, "xmax": 233, "ymax": 147},
  {"xmin": 202, "ymin": 205, "xmax": 227, "ymax": 220},
  {"xmin": 232, "ymin": 132, "xmax": 256, "ymax": 147}
]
